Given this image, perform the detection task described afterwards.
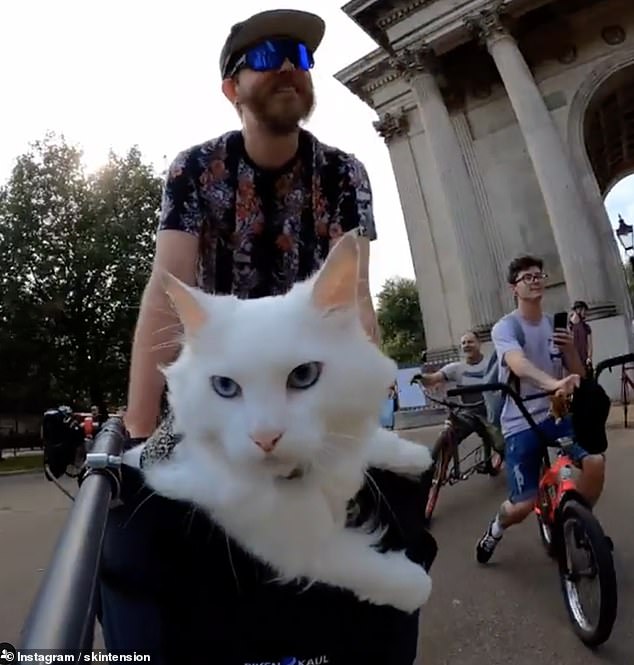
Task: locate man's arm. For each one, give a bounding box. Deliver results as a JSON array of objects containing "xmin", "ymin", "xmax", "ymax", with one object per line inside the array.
[
  {"xmin": 411, "ymin": 362, "xmax": 458, "ymax": 388},
  {"xmin": 492, "ymin": 319, "xmax": 561, "ymax": 392},
  {"xmin": 125, "ymin": 232, "xmax": 198, "ymax": 437},
  {"xmin": 125, "ymin": 151, "xmax": 202, "ymax": 438},
  {"xmin": 417, "ymin": 371, "xmax": 447, "ymax": 388}
]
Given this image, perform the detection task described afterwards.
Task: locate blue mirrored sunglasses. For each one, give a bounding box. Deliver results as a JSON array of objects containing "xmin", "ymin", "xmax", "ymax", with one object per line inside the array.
[{"xmin": 231, "ymin": 39, "xmax": 314, "ymax": 76}]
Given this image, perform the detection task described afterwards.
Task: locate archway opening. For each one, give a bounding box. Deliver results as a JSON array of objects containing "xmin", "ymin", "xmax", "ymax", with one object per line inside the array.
[
  {"xmin": 585, "ymin": 63, "xmax": 634, "ymax": 196},
  {"xmin": 605, "ymin": 175, "xmax": 634, "ymax": 302},
  {"xmin": 583, "ymin": 62, "xmax": 634, "ymax": 302}
]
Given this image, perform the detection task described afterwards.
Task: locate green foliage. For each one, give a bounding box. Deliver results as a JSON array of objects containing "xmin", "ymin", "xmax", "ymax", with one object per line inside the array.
[
  {"xmin": 376, "ymin": 277, "xmax": 425, "ymax": 365},
  {"xmin": 0, "ymin": 134, "xmax": 163, "ymax": 413}
]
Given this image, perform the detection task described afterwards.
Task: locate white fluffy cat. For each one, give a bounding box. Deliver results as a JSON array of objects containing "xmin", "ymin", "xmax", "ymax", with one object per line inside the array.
[{"xmin": 123, "ymin": 231, "xmax": 433, "ymax": 613}]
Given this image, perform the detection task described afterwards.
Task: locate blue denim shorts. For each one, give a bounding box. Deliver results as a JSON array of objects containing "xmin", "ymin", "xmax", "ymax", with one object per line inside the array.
[{"xmin": 505, "ymin": 416, "xmax": 589, "ymax": 504}]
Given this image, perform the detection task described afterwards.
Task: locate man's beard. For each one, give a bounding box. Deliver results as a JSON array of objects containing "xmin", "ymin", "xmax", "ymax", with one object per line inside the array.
[{"xmin": 240, "ymin": 73, "xmax": 315, "ymax": 136}]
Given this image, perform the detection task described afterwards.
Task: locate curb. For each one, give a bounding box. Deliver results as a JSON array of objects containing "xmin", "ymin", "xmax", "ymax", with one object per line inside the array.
[{"xmin": 0, "ymin": 468, "xmax": 44, "ymax": 477}]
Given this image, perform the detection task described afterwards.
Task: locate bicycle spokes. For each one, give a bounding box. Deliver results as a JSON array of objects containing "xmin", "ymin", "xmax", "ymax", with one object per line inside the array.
[
  {"xmin": 563, "ymin": 520, "xmax": 600, "ymax": 631},
  {"xmin": 558, "ymin": 500, "xmax": 617, "ymax": 647}
]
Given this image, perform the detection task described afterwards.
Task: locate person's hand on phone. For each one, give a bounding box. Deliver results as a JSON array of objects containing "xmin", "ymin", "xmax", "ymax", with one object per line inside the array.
[{"xmin": 552, "ymin": 328, "xmax": 575, "ymax": 352}]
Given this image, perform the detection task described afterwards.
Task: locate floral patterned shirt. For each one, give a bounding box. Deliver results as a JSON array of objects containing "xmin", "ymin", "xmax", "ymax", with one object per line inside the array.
[{"xmin": 158, "ymin": 129, "xmax": 377, "ymax": 298}]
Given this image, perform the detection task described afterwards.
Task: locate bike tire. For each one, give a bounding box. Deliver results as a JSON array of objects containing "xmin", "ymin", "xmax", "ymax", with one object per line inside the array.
[
  {"xmin": 558, "ymin": 499, "xmax": 617, "ymax": 648},
  {"xmin": 536, "ymin": 511, "xmax": 557, "ymax": 558},
  {"xmin": 536, "ymin": 465, "xmax": 558, "ymax": 558},
  {"xmin": 424, "ymin": 444, "xmax": 449, "ymax": 524}
]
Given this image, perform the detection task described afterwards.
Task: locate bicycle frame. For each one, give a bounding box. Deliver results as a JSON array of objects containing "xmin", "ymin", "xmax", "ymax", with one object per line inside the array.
[
  {"xmin": 535, "ymin": 452, "xmax": 579, "ymax": 524},
  {"xmin": 415, "ymin": 385, "xmax": 497, "ymax": 484},
  {"xmin": 443, "ymin": 410, "xmax": 496, "ymax": 483}
]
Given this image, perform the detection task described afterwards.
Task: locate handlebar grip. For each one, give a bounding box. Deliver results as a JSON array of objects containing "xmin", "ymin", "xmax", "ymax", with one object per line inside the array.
[{"xmin": 595, "ymin": 353, "xmax": 634, "ymax": 378}]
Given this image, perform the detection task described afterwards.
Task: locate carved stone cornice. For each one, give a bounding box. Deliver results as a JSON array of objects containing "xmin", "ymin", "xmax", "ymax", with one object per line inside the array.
[
  {"xmin": 342, "ymin": 55, "xmax": 399, "ymax": 109},
  {"xmin": 373, "ymin": 110, "xmax": 410, "ymax": 143},
  {"xmin": 465, "ymin": 3, "xmax": 512, "ymax": 47},
  {"xmin": 344, "ymin": 0, "xmax": 440, "ymax": 38},
  {"xmin": 391, "ymin": 42, "xmax": 440, "ymax": 83},
  {"xmin": 377, "ymin": 0, "xmax": 437, "ymax": 30}
]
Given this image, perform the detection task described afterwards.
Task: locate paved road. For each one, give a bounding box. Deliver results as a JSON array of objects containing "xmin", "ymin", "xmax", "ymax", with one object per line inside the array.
[{"xmin": 0, "ymin": 416, "xmax": 632, "ymax": 663}]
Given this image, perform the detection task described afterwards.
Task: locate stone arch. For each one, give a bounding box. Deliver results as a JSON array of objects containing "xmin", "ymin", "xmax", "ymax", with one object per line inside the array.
[{"xmin": 567, "ymin": 45, "xmax": 634, "ymax": 322}]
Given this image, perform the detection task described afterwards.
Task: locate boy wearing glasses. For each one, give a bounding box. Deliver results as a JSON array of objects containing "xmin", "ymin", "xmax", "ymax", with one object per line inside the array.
[
  {"xmin": 100, "ymin": 10, "xmax": 435, "ymax": 665},
  {"xmin": 475, "ymin": 255, "xmax": 606, "ymax": 563}
]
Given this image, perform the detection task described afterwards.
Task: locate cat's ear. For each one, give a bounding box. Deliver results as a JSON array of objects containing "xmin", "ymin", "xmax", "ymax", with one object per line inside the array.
[
  {"xmin": 162, "ymin": 272, "xmax": 207, "ymax": 335},
  {"xmin": 311, "ymin": 231, "xmax": 359, "ymax": 312}
]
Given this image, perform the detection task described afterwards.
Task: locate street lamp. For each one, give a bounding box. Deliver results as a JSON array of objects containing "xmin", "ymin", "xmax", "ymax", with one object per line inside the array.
[{"xmin": 615, "ymin": 214, "xmax": 634, "ymax": 270}]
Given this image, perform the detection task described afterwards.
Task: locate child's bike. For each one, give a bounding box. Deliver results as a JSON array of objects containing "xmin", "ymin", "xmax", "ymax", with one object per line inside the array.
[{"xmin": 448, "ymin": 375, "xmax": 618, "ymax": 648}]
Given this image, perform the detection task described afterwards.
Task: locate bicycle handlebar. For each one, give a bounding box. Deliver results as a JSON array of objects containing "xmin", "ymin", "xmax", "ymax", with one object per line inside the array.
[
  {"xmin": 20, "ymin": 416, "xmax": 127, "ymax": 651},
  {"xmin": 425, "ymin": 392, "xmax": 485, "ymax": 411},
  {"xmin": 410, "ymin": 377, "xmax": 484, "ymax": 411},
  {"xmin": 447, "ymin": 383, "xmax": 555, "ymax": 439},
  {"xmin": 595, "ymin": 353, "xmax": 634, "ymax": 380}
]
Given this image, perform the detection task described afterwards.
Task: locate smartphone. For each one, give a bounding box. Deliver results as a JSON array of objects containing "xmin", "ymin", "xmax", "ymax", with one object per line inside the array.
[{"xmin": 553, "ymin": 311, "xmax": 569, "ymax": 331}]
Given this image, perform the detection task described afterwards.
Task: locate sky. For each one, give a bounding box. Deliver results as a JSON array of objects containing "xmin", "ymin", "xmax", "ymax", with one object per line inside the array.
[{"xmin": 1, "ymin": 0, "xmax": 633, "ymax": 297}]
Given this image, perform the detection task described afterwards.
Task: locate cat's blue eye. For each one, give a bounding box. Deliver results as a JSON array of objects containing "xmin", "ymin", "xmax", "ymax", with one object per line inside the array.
[
  {"xmin": 210, "ymin": 375, "xmax": 241, "ymax": 399},
  {"xmin": 287, "ymin": 362, "xmax": 322, "ymax": 390}
]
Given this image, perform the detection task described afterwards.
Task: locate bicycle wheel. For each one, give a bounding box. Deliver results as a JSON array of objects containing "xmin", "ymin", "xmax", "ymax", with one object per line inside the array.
[
  {"xmin": 424, "ymin": 440, "xmax": 450, "ymax": 523},
  {"xmin": 558, "ymin": 499, "xmax": 617, "ymax": 647},
  {"xmin": 536, "ymin": 511, "xmax": 557, "ymax": 558}
]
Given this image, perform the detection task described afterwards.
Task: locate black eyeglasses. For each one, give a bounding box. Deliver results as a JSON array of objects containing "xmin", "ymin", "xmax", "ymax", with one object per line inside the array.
[{"xmin": 515, "ymin": 272, "xmax": 548, "ymax": 284}]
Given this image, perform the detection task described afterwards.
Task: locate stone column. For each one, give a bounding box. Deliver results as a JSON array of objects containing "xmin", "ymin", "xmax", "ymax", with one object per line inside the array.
[
  {"xmin": 451, "ymin": 112, "xmax": 515, "ymax": 311},
  {"xmin": 393, "ymin": 44, "xmax": 503, "ymax": 334},
  {"xmin": 466, "ymin": 6, "xmax": 613, "ymax": 310},
  {"xmin": 374, "ymin": 110, "xmax": 457, "ymax": 355}
]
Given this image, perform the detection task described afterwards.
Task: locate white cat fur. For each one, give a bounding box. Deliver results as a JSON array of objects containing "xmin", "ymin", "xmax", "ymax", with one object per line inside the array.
[{"xmin": 123, "ymin": 232, "xmax": 433, "ymax": 613}]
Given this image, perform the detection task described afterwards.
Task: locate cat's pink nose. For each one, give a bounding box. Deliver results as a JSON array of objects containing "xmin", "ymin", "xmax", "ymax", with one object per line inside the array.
[{"xmin": 250, "ymin": 431, "xmax": 284, "ymax": 453}]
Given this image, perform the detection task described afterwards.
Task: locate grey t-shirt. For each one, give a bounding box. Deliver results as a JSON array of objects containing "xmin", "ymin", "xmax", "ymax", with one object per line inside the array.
[
  {"xmin": 441, "ymin": 355, "xmax": 490, "ymax": 405},
  {"xmin": 492, "ymin": 311, "xmax": 564, "ymax": 437}
]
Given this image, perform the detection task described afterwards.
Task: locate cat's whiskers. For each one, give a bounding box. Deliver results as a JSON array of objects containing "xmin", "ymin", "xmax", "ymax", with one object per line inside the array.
[
  {"xmin": 363, "ymin": 469, "xmax": 399, "ymax": 526},
  {"xmin": 363, "ymin": 469, "xmax": 387, "ymax": 505},
  {"xmin": 122, "ymin": 489, "xmax": 158, "ymax": 528},
  {"xmin": 324, "ymin": 430, "xmax": 360, "ymax": 442},
  {"xmin": 317, "ymin": 442, "xmax": 346, "ymax": 465},
  {"xmin": 183, "ymin": 505, "xmax": 198, "ymax": 537},
  {"xmin": 225, "ymin": 534, "xmax": 241, "ymax": 592}
]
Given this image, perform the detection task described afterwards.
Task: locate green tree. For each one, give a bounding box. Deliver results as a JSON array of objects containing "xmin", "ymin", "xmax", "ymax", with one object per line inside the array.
[
  {"xmin": 376, "ymin": 277, "xmax": 426, "ymax": 365},
  {"xmin": 0, "ymin": 134, "xmax": 163, "ymax": 413}
]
